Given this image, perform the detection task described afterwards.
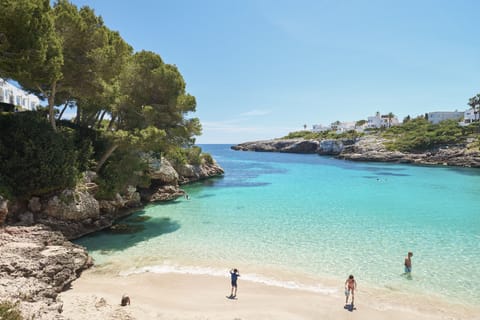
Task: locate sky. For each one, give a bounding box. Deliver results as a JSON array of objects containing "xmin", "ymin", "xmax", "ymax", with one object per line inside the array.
[{"xmin": 67, "ymin": 0, "xmax": 480, "ymax": 143}]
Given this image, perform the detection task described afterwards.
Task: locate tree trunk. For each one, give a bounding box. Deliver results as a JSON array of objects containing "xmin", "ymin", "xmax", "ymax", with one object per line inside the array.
[
  {"xmin": 96, "ymin": 143, "xmax": 119, "ymax": 172},
  {"xmin": 75, "ymin": 105, "xmax": 81, "ymax": 125},
  {"xmin": 57, "ymin": 101, "xmax": 69, "ymax": 120},
  {"xmin": 48, "ymin": 81, "xmax": 57, "ymax": 131}
]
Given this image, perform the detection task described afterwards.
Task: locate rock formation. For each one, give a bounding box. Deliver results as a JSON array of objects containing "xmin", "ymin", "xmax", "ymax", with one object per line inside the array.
[
  {"xmin": 231, "ymin": 135, "xmax": 480, "ymax": 168},
  {"xmin": 0, "ymin": 225, "xmax": 92, "ymax": 319},
  {"xmin": 232, "ymin": 139, "xmax": 319, "ymax": 153}
]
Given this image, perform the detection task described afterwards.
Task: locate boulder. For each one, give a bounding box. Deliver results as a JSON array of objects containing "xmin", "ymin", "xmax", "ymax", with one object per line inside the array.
[
  {"xmin": 140, "ymin": 185, "xmax": 186, "ymax": 202},
  {"xmin": 177, "ymin": 162, "xmax": 225, "ymax": 184},
  {"xmin": 148, "ymin": 157, "xmax": 179, "ymax": 185},
  {"xmin": 318, "ymin": 139, "xmax": 344, "ymax": 155},
  {"xmin": 45, "ymin": 189, "xmax": 99, "ymax": 221}
]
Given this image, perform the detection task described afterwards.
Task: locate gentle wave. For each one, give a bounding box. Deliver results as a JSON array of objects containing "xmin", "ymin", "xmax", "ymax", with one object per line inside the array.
[{"xmin": 119, "ymin": 264, "xmax": 338, "ymax": 295}]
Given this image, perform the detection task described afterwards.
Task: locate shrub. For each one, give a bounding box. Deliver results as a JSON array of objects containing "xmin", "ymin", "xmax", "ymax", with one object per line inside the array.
[
  {"xmin": 0, "ymin": 112, "xmax": 82, "ymax": 199},
  {"xmin": 382, "ymin": 118, "xmax": 467, "ymax": 152},
  {"xmin": 96, "ymin": 149, "xmax": 149, "ymax": 200},
  {"xmin": 282, "ymin": 129, "xmax": 363, "ymax": 140},
  {"xmin": 201, "ymin": 153, "xmax": 214, "ymax": 165},
  {"xmin": 0, "ymin": 301, "xmax": 23, "ymax": 320}
]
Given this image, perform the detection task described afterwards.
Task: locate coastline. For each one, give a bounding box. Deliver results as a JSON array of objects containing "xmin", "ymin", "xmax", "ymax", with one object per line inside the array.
[
  {"xmin": 60, "ymin": 269, "xmax": 480, "ymax": 320},
  {"xmin": 231, "ymin": 136, "xmax": 480, "ymax": 168}
]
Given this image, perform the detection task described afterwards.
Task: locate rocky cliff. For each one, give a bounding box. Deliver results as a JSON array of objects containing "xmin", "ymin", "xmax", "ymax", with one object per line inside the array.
[
  {"xmin": 0, "ymin": 225, "xmax": 91, "ymax": 319},
  {"xmin": 231, "ymin": 136, "xmax": 480, "ymax": 168},
  {"xmin": 2, "ymin": 158, "xmax": 224, "ymax": 239}
]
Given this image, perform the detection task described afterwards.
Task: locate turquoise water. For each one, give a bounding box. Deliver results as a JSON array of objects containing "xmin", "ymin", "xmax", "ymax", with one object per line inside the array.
[{"xmin": 77, "ymin": 144, "xmax": 480, "ymax": 306}]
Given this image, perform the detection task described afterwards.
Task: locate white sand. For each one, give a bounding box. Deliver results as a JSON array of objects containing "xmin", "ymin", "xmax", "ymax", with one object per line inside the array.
[{"xmin": 59, "ymin": 268, "xmax": 479, "ymax": 320}]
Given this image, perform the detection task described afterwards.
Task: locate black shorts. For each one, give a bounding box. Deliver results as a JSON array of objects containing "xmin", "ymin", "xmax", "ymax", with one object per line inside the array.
[{"xmin": 231, "ymin": 280, "xmax": 237, "ymax": 288}]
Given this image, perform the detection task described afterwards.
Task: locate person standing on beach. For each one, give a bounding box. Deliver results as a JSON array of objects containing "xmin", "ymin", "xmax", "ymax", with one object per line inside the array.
[
  {"xmin": 404, "ymin": 252, "xmax": 413, "ymax": 274},
  {"xmin": 344, "ymin": 275, "xmax": 357, "ymax": 306},
  {"xmin": 229, "ymin": 268, "xmax": 240, "ymax": 298}
]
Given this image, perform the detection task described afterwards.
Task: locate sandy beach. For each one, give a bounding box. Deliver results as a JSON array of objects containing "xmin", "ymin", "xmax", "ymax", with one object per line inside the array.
[{"xmin": 59, "ymin": 268, "xmax": 479, "ymax": 320}]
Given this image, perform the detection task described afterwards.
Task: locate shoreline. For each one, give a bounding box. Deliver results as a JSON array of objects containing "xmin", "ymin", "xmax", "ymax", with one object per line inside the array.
[{"xmin": 59, "ymin": 268, "xmax": 480, "ymax": 320}]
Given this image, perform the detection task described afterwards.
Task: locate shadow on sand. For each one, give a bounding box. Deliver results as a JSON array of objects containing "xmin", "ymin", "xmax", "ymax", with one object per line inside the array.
[{"xmin": 344, "ymin": 303, "xmax": 356, "ymax": 312}]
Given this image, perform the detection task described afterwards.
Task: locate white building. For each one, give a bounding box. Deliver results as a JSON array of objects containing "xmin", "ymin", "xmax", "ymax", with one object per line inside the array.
[
  {"xmin": 0, "ymin": 78, "xmax": 40, "ymax": 111},
  {"xmin": 312, "ymin": 124, "xmax": 330, "ymax": 132},
  {"xmin": 331, "ymin": 121, "xmax": 356, "ymax": 133},
  {"xmin": 367, "ymin": 112, "xmax": 399, "ymax": 128},
  {"xmin": 427, "ymin": 111, "xmax": 463, "ymax": 124},
  {"xmin": 462, "ymin": 108, "xmax": 478, "ymax": 125}
]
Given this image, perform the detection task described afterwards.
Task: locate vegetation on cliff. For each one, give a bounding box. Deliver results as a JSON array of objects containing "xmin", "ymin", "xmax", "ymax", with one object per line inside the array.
[
  {"xmin": 0, "ymin": 0, "xmax": 212, "ymax": 200},
  {"xmin": 282, "ymin": 117, "xmax": 479, "ymax": 153},
  {"xmin": 282, "ymin": 129, "xmax": 363, "ymax": 140},
  {"xmin": 382, "ymin": 118, "xmax": 479, "ymax": 152}
]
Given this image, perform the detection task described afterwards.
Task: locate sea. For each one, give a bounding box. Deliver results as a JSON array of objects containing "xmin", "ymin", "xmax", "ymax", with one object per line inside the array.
[{"xmin": 76, "ymin": 144, "xmax": 480, "ymax": 307}]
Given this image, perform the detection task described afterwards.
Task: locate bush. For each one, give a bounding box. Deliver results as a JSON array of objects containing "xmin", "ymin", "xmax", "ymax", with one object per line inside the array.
[
  {"xmin": 201, "ymin": 153, "xmax": 214, "ymax": 165},
  {"xmin": 166, "ymin": 146, "xmax": 207, "ymax": 167},
  {"xmin": 382, "ymin": 118, "xmax": 467, "ymax": 152},
  {"xmin": 96, "ymin": 149, "xmax": 149, "ymax": 200},
  {"xmin": 0, "ymin": 112, "xmax": 83, "ymax": 199},
  {"xmin": 282, "ymin": 129, "xmax": 363, "ymax": 140},
  {"xmin": 0, "ymin": 301, "xmax": 23, "ymax": 320}
]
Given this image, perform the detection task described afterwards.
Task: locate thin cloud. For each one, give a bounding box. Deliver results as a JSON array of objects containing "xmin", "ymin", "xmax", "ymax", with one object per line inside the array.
[{"xmin": 239, "ymin": 109, "xmax": 271, "ymax": 117}]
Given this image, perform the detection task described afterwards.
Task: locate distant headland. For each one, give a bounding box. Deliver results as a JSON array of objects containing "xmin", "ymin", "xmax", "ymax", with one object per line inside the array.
[{"xmin": 232, "ymin": 116, "xmax": 480, "ymax": 168}]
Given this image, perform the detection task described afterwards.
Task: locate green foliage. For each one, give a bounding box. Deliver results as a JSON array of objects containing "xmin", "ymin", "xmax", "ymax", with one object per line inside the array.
[
  {"xmin": 0, "ymin": 301, "xmax": 23, "ymax": 320},
  {"xmin": 96, "ymin": 149, "xmax": 149, "ymax": 200},
  {"xmin": 184, "ymin": 146, "xmax": 202, "ymax": 165},
  {"xmin": 382, "ymin": 118, "xmax": 468, "ymax": 152},
  {"xmin": 283, "ymin": 130, "xmax": 363, "ymax": 140},
  {"xmin": 166, "ymin": 146, "xmax": 211, "ymax": 167},
  {"xmin": 0, "ymin": 0, "xmax": 207, "ymax": 200},
  {"xmin": 0, "ymin": 0, "xmax": 63, "ymax": 130},
  {"xmin": 0, "ymin": 112, "xmax": 84, "ymax": 199},
  {"xmin": 201, "ymin": 153, "xmax": 214, "ymax": 165},
  {"xmin": 165, "ymin": 148, "xmax": 187, "ymax": 167}
]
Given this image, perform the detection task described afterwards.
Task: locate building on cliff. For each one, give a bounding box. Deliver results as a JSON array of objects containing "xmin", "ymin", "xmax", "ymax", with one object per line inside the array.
[
  {"xmin": 367, "ymin": 112, "xmax": 400, "ymax": 128},
  {"xmin": 462, "ymin": 108, "xmax": 479, "ymax": 125},
  {"xmin": 0, "ymin": 78, "xmax": 40, "ymax": 112},
  {"xmin": 427, "ymin": 111, "xmax": 464, "ymax": 124}
]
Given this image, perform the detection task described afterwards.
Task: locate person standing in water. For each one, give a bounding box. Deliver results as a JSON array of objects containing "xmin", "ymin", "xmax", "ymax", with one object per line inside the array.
[
  {"xmin": 404, "ymin": 252, "xmax": 413, "ymax": 274},
  {"xmin": 344, "ymin": 275, "xmax": 357, "ymax": 306},
  {"xmin": 229, "ymin": 268, "xmax": 240, "ymax": 298}
]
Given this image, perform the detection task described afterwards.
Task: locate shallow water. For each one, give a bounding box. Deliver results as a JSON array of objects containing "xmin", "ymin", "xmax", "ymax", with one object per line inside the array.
[{"xmin": 77, "ymin": 144, "xmax": 480, "ymax": 306}]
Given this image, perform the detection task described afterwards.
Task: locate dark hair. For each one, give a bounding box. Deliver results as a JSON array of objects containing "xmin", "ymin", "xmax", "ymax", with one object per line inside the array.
[
  {"xmin": 234, "ymin": 268, "xmax": 238, "ymax": 273},
  {"xmin": 349, "ymin": 275, "xmax": 354, "ymax": 279}
]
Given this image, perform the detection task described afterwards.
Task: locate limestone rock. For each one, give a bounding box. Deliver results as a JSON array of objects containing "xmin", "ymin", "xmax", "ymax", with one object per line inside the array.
[
  {"xmin": 232, "ymin": 139, "xmax": 319, "ymax": 153},
  {"xmin": 140, "ymin": 185, "xmax": 186, "ymax": 202},
  {"xmin": 0, "ymin": 225, "xmax": 91, "ymax": 319},
  {"xmin": 45, "ymin": 189, "xmax": 99, "ymax": 221},
  {"xmin": 148, "ymin": 157, "xmax": 179, "ymax": 184},
  {"xmin": 318, "ymin": 139, "xmax": 344, "ymax": 155},
  {"xmin": 177, "ymin": 162, "xmax": 225, "ymax": 184},
  {"xmin": 28, "ymin": 197, "xmax": 42, "ymax": 212}
]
